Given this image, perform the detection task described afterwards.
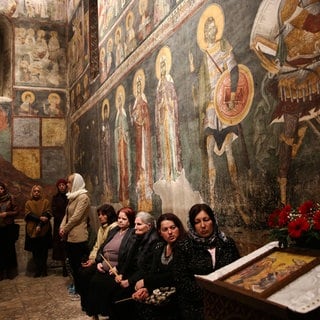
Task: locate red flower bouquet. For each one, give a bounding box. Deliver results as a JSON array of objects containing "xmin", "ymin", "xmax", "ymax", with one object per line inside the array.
[{"xmin": 268, "ymin": 200, "xmax": 320, "ymax": 249}]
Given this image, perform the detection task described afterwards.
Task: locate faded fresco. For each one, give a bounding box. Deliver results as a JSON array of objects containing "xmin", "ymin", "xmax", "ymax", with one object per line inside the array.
[
  {"xmin": 0, "ymin": 0, "xmax": 319, "ymax": 237},
  {"xmin": 15, "ymin": 25, "xmax": 67, "ymax": 87},
  {"xmin": 42, "ymin": 118, "xmax": 66, "ymax": 146},
  {"xmin": 0, "ymin": 1, "xmax": 68, "ymax": 202},
  {"xmin": 14, "ymin": 89, "xmax": 66, "ymax": 117},
  {"xmin": 41, "ymin": 148, "xmax": 68, "ymax": 183},
  {"xmin": 12, "ymin": 148, "xmax": 40, "ymax": 179},
  {"xmin": 12, "ymin": 0, "xmax": 66, "ymax": 21},
  {"xmin": 250, "ymin": 0, "xmax": 320, "ymax": 206},
  {"xmin": 68, "ymin": 1, "xmax": 89, "ymax": 86},
  {"xmin": 71, "ymin": 0, "xmax": 320, "ymax": 230},
  {"xmin": 12, "ymin": 118, "xmax": 40, "ymax": 147},
  {"xmin": 0, "ymin": 100, "xmax": 12, "ymax": 162}
]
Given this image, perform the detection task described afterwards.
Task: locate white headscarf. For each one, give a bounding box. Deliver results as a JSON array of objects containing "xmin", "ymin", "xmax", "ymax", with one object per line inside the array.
[{"xmin": 66, "ymin": 173, "xmax": 88, "ymax": 200}]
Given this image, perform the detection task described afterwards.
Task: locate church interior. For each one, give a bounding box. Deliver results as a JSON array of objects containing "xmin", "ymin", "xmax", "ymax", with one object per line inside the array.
[{"xmin": 0, "ymin": 0, "xmax": 320, "ymax": 319}]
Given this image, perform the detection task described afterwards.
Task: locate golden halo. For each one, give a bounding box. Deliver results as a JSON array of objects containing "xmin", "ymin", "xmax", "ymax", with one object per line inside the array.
[
  {"xmin": 48, "ymin": 93, "xmax": 61, "ymax": 104},
  {"xmin": 139, "ymin": 0, "xmax": 148, "ymax": 16},
  {"xmin": 115, "ymin": 84, "xmax": 126, "ymax": 109},
  {"xmin": 126, "ymin": 11, "xmax": 134, "ymax": 30},
  {"xmin": 197, "ymin": 4, "xmax": 225, "ymax": 51},
  {"xmin": 115, "ymin": 26, "xmax": 122, "ymax": 44},
  {"xmin": 133, "ymin": 68, "xmax": 146, "ymax": 98},
  {"xmin": 21, "ymin": 91, "xmax": 35, "ymax": 103},
  {"xmin": 107, "ymin": 37, "xmax": 113, "ymax": 50},
  {"xmin": 100, "ymin": 47, "xmax": 105, "ymax": 59},
  {"xmin": 101, "ymin": 98, "xmax": 110, "ymax": 120},
  {"xmin": 155, "ymin": 45, "xmax": 172, "ymax": 80}
]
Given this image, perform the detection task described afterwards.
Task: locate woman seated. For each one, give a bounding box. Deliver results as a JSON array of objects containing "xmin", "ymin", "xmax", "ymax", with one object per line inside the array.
[
  {"xmin": 83, "ymin": 206, "xmax": 136, "ymax": 319},
  {"xmin": 132, "ymin": 213, "xmax": 187, "ymax": 320},
  {"xmin": 173, "ymin": 203, "xmax": 240, "ymax": 320},
  {"xmin": 78, "ymin": 203, "xmax": 119, "ymax": 310},
  {"xmin": 112, "ymin": 211, "xmax": 159, "ymax": 320}
]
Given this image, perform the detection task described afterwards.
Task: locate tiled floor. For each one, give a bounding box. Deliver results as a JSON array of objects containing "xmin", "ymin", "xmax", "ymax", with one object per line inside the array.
[{"xmin": 0, "ymin": 269, "xmax": 90, "ymax": 320}]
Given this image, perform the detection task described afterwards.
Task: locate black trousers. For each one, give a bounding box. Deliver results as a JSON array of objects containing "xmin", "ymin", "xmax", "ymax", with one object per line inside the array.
[{"xmin": 66, "ymin": 241, "xmax": 89, "ymax": 293}]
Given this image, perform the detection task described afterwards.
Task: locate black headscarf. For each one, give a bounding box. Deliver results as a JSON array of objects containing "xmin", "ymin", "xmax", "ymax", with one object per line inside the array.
[{"xmin": 0, "ymin": 181, "xmax": 11, "ymax": 203}]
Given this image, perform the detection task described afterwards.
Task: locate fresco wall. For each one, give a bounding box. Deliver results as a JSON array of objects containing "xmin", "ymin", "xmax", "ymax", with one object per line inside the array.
[
  {"xmin": 68, "ymin": 0, "xmax": 320, "ymax": 233},
  {"xmin": 0, "ymin": 0, "xmax": 68, "ymax": 212},
  {"xmin": 0, "ymin": 0, "xmax": 319, "ymax": 249}
]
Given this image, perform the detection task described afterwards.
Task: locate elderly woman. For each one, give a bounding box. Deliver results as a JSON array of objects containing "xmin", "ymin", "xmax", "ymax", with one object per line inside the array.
[
  {"xmin": 0, "ymin": 181, "xmax": 19, "ymax": 280},
  {"xmin": 112, "ymin": 211, "xmax": 159, "ymax": 319},
  {"xmin": 132, "ymin": 213, "xmax": 187, "ymax": 320},
  {"xmin": 173, "ymin": 203, "xmax": 240, "ymax": 320},
  {"xmin": 24, "ymin": 185, "xmax": 52, "ymax": 277},
  {"xmin": 59, "ymin": 173, "xmax": 90, "ymax": 297}
]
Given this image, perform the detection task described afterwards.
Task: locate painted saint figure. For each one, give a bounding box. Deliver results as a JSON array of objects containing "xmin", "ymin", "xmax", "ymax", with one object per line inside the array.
[
  {"xmin": 131, "ymin": 69, "xmax": 153, "ymax": 211},
  {"xmin": 190, "ymin": 4, "xmax": 251, "ymax": 224},
  {"xmin": 114, "ymin": 85, "xmax": 131, "ymax": 206},
  {"xmin": 155, "ymin": 46, "xmax": 182, "ymax": 181},
  {"xmin": 125, "ymin": 11, "xmax": 137, "ymax": 55},
  {"xmin": 251, "ymin": 0, "xmax": 320, "ymax": 204},
  {"xmin": 100, "ymin": 99, "xmax": 112, "ymax": 202}
]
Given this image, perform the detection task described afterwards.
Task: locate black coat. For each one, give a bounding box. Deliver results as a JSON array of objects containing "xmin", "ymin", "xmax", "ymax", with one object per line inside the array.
[{"xmin": 173, "ymin": 235, "xmax": 240, "ymax": 320}]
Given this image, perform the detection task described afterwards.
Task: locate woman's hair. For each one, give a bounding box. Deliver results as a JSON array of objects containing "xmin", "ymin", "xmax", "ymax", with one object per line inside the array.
[
  {"xmin": 97, "ymin": 203, "xmax": 117, "ymax": 224},
  {"xmin": 56, "ymin": 178, "xmax": 67, "ymax": 188},
  {"xmin": 30, "ymin": 184, "xmax": 42, "ymax": 198},
  {"xmin": 188, "ymin": 203, "xmax": 215, "ymax": 228},
  {"xmin": 157, "ymin": 212, "xmax": 187, "ymax": 241},
  {"xmin": 136, "ymin": 211, "xmax": 155, "ymax": 227},
  {"xmin": 118, "ymin": 206, "xmax": 136, "ymax": 227},
  {"xmin": 0, "ymin": 181, "xmax": 8, "ymax": 191}
]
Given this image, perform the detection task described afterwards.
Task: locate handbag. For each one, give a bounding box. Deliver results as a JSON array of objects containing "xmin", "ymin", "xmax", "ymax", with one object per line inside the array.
[{"xmin": 143, "ymin": 287, "xmax": 176, "ymax": 306}]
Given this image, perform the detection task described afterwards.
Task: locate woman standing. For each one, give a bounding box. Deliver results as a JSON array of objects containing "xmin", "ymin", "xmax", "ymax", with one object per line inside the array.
[
  {"xmin": 132, "ymin": 213, "xmax": 187, "ymax": 320},
  {"xmin": 0, "ymin": 181, "xmax": 19, "ymax": 280},
  {"xmin": 173, "ymin": 203, "xmax": 240, "ymax": 320},
  {"xmin": 51, "ymin": 178, "xmax": 68, "ymax": 276},
  {"xmin": 59, "ymin": 173, "xmax": 90, "ymax": 296},
  {"xmin": 24, "ymin": 185, "xmax": 52, "ymax": 277}
]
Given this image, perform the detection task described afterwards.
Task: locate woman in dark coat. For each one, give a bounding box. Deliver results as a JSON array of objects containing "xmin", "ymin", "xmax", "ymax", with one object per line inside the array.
[
  {"xmin": 173, "ymin": 203, "xmax": 240, "ymax": 320},
  {"xmin": 0, "ymin": 181, "xmax": 19, "ymax": 280},
  {"xmin": 51, "ymin": 178, "xmax": 68, "ymax": 276},
  {"xmin": 132, "ymin": 213, "xmax": 187, "ymax": 320},
  {"xmin": 112, "ymin": 211, "xmax": 159, "ymax": 320},
  {"xmin": 84, "ymin": 207, "xmax": 137, "ymax": 319},
  {"xmin": 24, "ymin": 185, "xmax": 52, "ymax": 277}
]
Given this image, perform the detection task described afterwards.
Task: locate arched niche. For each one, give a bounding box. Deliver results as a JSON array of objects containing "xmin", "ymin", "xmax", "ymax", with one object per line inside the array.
[{"xmin": 0, "ymin": 15, "xmax": 13, "ymax": 98}]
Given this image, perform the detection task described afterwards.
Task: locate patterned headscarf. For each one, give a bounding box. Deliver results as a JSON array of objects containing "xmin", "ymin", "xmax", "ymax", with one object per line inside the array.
[{"xmin": 187, "ymin": 203, "xmax": 227, "ymax": 246}]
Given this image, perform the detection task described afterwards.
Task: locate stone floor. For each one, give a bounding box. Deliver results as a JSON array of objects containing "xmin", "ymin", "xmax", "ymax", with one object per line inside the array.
[{"xmin": 0, "ymin": 268, "xmax": 90, "ymax": 320}]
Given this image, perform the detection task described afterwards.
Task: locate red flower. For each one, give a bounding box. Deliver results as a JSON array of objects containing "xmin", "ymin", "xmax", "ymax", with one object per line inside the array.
[
  {"xmin": 278, "ymin": 209, "xmax": 289, "ymax": 227},
  {"xmin": 288, "ymin": 217, "xmax": 310, "ymax": 239},
  {"xmin": 313, "ymin": 210, "xmax": 320, "ymax": 231},
  {"xmin": 298, "ymin": 200, "xmax": 314, "ymax": 215},
  {"xmin": 268, "ymin": 209, "xmax": 280, "ymax": 227}
]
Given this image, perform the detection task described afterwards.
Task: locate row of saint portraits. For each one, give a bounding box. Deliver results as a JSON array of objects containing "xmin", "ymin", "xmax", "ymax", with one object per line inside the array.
[
  {"xmin": 71, "ymin": 1, "xmax": 320, "ymax": 221},
  {"xmin": 70, "ymin": 0, "xmax": 184, "ymax": 86},
  {"xmin": 13, "ymin": 90, "xmax": 66, "ymax": 117},
  {"xmin": 13, "ymin": 0, "xmax": 185, "ymax": 88}
]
